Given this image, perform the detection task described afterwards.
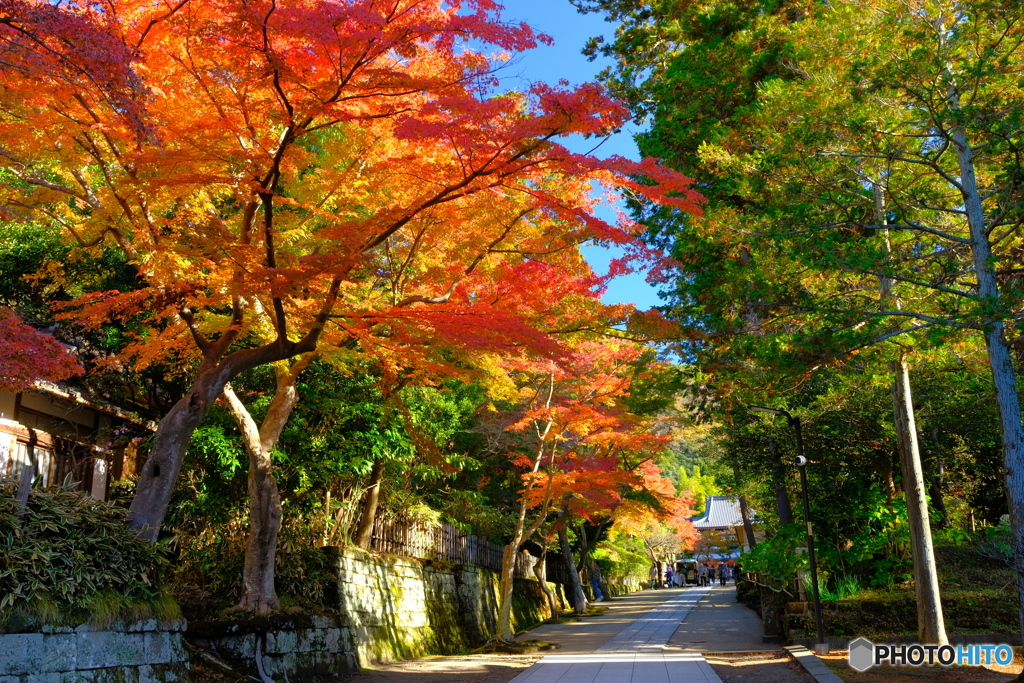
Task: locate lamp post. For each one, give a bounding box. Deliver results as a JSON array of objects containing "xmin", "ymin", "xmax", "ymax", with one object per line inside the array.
[{"xmin": 748, "ymin": 406, "xmax": 827, "ymax": 654}]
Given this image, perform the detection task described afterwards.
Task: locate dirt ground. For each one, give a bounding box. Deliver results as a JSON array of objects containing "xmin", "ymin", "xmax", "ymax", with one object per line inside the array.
[
  {"xmin": 820, "ymin": 648, "xmax": 1024, "ymax": 682},
  {"xmin": 336, "ymin": 653, "xmax": 540, "ymax": 683},
  {"xmin": 704, "ymin": 650, "xmax": 817, "ymax": 683}
]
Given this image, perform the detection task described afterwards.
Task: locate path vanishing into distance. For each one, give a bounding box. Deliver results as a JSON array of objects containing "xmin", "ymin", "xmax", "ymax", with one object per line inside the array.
[
  {"xmin": 509, "ymin": 584, "xmax": 766, "ymax": 683},
  {"xmin": 342, "ymin": 584, "xmax": 774, "ymax": 683}
]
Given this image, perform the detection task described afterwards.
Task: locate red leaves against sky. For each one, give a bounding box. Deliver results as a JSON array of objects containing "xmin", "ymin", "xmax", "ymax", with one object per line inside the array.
[{"xmin": 0, "ymin": 0, "xmax": 703, "ymax": 412}]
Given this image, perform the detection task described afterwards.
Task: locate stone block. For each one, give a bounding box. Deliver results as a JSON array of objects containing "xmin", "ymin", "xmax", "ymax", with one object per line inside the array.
[
  {"xmin": 41, "ymin": 625, "xmax": 74, "ymax": 634},
  {"xmin": 75, "ymin": 631, "xmax": 112, "ymax": 669},
  {"xmin": 310, "ymin": 615, "xmax": 333, "ymax": 629},
  {"xmin": 166, "ymin": 635, "xmax": 186, "ymax": 664},
  {"xmin": 266, "ymin": 629, "xmax": 297, "ymax": 654},
  {"xmin": 24, "ymin": 674, "xmax": 61, "ymax": 683},
  {"xmin": 262, "ymin": 651, "xmax": 297, "ymax": 678},
  {"xmin": 295, "ymin": 629, "xmax": 321, "ymax": 653},
  {"xmin": 211, "ymin": 633, "xmax": 256, "ymax": 660},
  {"xmin": 126, "ymin": 619, "xmax": 159, "ymax": 633},
  {"xmin": 39, "ymin": 633, "xmax": 76, "ymax": 672},
  {"xmin": 143, "ymin": 632, "xmax": 173, "ymax": 664},
  {"xmin": 324, "ymin": 628, "xmax": 341, "ymax": 654},
  {"xmin": 0, "ymin": 632, "xmax": 43, "ymax": 675}
]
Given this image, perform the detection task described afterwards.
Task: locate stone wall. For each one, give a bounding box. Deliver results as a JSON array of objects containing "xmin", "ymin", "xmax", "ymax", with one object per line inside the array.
[
  {"xmin": 0, "ymin": 619, "xmax": 188, "ymax": 682},
  {"xmin": 188, "ymin": 614, "xmax": 356, "ymax": 680},
  {"xmin": 188, "ymin": 550, "xmax": 642, "ymax": 680},
  {"xmin": 328, "ymin": 548, "xmax": 562, "ymax": 665}
]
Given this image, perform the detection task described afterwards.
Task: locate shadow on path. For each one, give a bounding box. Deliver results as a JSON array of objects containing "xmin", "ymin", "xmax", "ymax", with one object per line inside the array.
[{"xmin": 666, "ymin": 584, "xmax": 775, "ymax": 653}]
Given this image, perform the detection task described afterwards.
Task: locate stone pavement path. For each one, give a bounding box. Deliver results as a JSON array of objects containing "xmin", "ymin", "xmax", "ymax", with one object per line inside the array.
[
  {"xmin": 597, "ymin": 587, "xmax": 710, "ymax": 652},
  {"xmin": 509, "ymin": 587, "xmax": 723, "ymax": 683},
  {"xmin": 666, "ymin": 583, "xmax": 776, "ymax": 652}
]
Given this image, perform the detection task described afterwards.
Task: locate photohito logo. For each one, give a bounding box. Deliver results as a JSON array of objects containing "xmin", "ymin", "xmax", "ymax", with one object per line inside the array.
[{"xmin": 847, "ymin": 637, "xmax": 1014, "ymax": 672}]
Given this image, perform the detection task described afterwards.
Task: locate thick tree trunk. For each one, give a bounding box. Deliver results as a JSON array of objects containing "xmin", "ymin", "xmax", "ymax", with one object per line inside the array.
[
  {"xmin": 219, "ymin": 359, "xmax": 309, "ymax": 614},
  {"xmin": 768, "ymin": 437, "xmax": 793, "ymax": 525},
  {"xmin": 128, "ymin": 340, "xmax": 319, "ymax": 541},
  {"xmin": 493, "ymin": 382, "xmax": 557, "ymax": 643},
  {"xmin": 354, "ymin": 459, "xmax": 385, "ymax": 549},
  {"xmin": 558, "ymin": 525, "xmax": 587, "ymax": 615},
  {"xmin": 221, "ymin": 385, "xmax": 283, "ymax": 613},
  {"xmin": 731, "ymin": 458, "xmax": 757, "ymax": 548},
  {"xmin": 891, "ymin": 358, "xmax": 947, "ymax": 644},
  {"xmin": 949, "ymin": 114, "xmax": 1024, "ymax": 637}
]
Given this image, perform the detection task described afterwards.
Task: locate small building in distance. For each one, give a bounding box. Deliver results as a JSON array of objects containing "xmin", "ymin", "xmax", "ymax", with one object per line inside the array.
[
  {"xmin": 0, "ymin": 381, "xmax": 155, "ymax": 500},
  {"xmin": 689, "ymin": 495, "xmax": 763, "ymax": 559}
]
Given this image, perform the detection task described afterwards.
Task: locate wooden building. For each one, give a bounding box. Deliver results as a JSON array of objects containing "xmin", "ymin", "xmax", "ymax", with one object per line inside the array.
[
  {"xmin": 0, "ymin": 381, "xmax": 155, "ymax": 500},
  {"xmin": 690, "ymin": 495, "xmax": 763, "ymax": 556}
]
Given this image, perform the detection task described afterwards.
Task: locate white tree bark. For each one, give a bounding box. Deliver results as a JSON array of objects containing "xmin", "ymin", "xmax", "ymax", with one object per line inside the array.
[
  {"xmin": 220, "ymin": 357, "xmax": 311, "ymax": 613},
  {"xmin": 950, "ymin": 120, "xmax": 1024, "ymax": 635}
]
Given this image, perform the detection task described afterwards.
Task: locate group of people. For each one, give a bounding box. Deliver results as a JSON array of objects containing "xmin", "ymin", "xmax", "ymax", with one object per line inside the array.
[
  {"xmin": 649, "ymin": 560, "xmax": 734, "ymax": 588},
  {"xmin": 697, "ymin": 561, "xmax": 731, "ymax": 587}
]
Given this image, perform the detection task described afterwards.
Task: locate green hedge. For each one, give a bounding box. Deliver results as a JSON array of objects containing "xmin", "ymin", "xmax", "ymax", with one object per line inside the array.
[{"xmin": 0, "ymin": 480, "xmax": 173, "ymax": 630}]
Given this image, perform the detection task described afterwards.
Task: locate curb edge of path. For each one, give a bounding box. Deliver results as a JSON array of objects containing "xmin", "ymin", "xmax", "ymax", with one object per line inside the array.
[{"xmin": 784, "ymin": 645, "xmax": 846, "ymax": 683}]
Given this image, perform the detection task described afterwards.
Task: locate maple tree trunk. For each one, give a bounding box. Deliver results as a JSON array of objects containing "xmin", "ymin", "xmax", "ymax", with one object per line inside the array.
[
  {"xmin": 558, "ymin": 525, "xmax": 587, "ymax": 615},
  {"xmin": 354, "ymin": 459, "xmax": 385, "ymax": 550},
  {"xmin": 891, "ymin": 357, "xmax": 947, "ymax": 644},
  {"xmin": 220, "ymin": 364, "xmax": 305, "ymax": 614},
  {"xmin": 533, "ymin": 549, "xmax": 560, "ymax": 619},
  {"xmin": 128, "ymin": 343, "xmax": 314, "ymax": 540},
  {"xmin": 532, "ymin": 536, "xmax": 560, "ymax": 618},
  {"xmin": 495, "ymin": 543, "xmax": 520, "ymax": 641},
  {"xmin": 950, "ymin": 118, "xmax": 1024, "ymax": 638}
]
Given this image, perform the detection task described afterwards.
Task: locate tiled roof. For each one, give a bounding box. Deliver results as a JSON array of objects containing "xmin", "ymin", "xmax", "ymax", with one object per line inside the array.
[{"xmin": 690, "ymin": 496, "xmax": 756, "ymax": 529}]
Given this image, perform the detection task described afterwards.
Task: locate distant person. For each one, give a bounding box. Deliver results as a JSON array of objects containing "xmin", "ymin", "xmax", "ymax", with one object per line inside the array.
[
  {"xmin": 718, "ymin": 563, "xmax": 727, "ymax": 586},
  {"xmin": 665, "ymin": 565, "xmax": 674, "ymax": 587},
  {"xmin": 649, "ymin": 563, "xmax": 660, "ymax": 589},
  {"xmin": 698, "ymin": 562, "xmax": 708, "ymax": 587},
  {"xmin": 591, "ymin": 563, "xmax": 604, "ymax": 602}
]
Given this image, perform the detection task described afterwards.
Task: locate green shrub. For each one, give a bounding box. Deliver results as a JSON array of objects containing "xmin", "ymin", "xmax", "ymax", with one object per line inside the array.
[
  {"xmin": 818, "ymin": 573, "xmax": 862, "ymax": 602},
  {"xmin": 0, "ymin": 480, "xmax": 173, "ymax": 630},
  {"xmin": 741, "ymin": 523, "xmax": 807, "ymax": 580}
]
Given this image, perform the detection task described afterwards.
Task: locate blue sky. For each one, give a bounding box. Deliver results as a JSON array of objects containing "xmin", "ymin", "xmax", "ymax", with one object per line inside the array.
[{"xmin": 486, "ymin": 1, "xmax": 665, "ymax": 311}]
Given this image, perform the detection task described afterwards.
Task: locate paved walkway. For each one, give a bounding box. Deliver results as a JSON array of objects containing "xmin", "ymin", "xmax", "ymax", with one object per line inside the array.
[
  {"xmin": 667, "ymin": 583, "xmax": 775, "ymax": 652},
  {"xmin": 510, "ymin": 586, "xmax": 724, "ymax": 683}
]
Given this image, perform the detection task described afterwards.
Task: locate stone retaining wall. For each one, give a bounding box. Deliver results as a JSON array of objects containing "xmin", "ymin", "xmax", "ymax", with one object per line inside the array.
[
  {"xmin": 0, "ymin": 619, "xmax": 188, "ymax": 682},
  {"xmin": 188, "ymin": 614, "xmax": 356, "ymax": 680},
  {"xmin": 327, "ymin": 548, "xmax": 562, "ymax": 665}
]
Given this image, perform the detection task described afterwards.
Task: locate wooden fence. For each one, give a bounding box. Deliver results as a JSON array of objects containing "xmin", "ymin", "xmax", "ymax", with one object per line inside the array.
[{"xmin": 369, "ymin": 514, "xmax": 539, "ymax": 579}]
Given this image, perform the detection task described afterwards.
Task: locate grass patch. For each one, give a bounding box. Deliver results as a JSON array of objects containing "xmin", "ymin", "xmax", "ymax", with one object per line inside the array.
[{"xmin": 2, "ymin": 590, "xmax": 181, "ymax": 633}]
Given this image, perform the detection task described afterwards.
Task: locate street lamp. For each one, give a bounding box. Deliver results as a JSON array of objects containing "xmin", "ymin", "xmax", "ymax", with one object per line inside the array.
[{"xmin": 748, "ymin": 405, "xmax": 827, "ymax": 654}]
